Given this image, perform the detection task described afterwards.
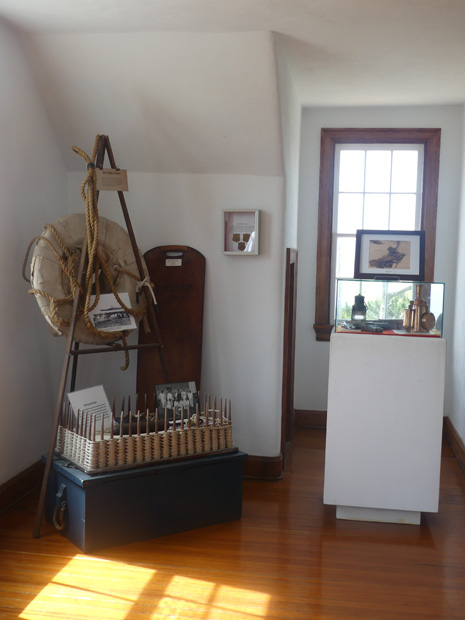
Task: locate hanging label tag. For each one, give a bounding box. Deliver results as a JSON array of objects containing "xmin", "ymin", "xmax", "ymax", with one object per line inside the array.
[
  {"xmin": 96, "ymin": 169, "xmax": 128, "ymax": 191},
  {"xmin": 166, "ymin": 259, "xmax": 182, "ymax": 267}
]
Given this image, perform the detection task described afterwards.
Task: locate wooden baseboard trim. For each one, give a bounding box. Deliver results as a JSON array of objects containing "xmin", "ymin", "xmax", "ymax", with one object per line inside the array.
[
  {"xmin": 443, "ymin": 416, "xmax": 465, "ymax": 473},
  {"xmin": 295, "ymin": 409, "xmax": 327, "ymax": 429},
  {"xmin": 0, "ymin": 461, "xmax": 44, "ymax": 515},
  {"xmin": 242, "ymin": 454, "xmax": 283, "ymax": 480}
]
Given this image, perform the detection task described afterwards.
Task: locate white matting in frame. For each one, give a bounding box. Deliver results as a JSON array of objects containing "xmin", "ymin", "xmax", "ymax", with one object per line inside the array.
[{"xmin": 223, "ymin": 209, "xmax": 260, "ymax": 255}]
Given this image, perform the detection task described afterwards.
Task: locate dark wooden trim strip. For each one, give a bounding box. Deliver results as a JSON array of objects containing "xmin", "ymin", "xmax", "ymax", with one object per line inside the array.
[
  {"xmin": 281, "ymin": 248, "xmax": 298, "ymax": 454},
  {"xmin": 0, "ymin": 461, "xmax": 44, "ymax": 515},
  {"xmin": 443, "ymin": 417, "xmax": 465, "ymax": 473},
  {"xmin": 314, "ymin": 128, "xmax": 441, "ymax": 340},
  {"xmin": 295, "ymin": 409, "xmax": 327, "ymax": 429},
  {"xmin": 242, "ymin": 454, "xmax": 283, "ymax": 480}
]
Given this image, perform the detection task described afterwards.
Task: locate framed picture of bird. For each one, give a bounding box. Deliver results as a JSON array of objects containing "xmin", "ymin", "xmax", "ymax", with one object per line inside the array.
[{"xmin": 354, "ymin": 230, "xmax": 425, "ymax": 281}]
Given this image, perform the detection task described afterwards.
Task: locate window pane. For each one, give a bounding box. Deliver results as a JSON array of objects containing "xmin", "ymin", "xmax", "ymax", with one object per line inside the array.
[
  {"xmin": 361, "ymin": 281, "xmax": 386, "ymax": 320},
  {"xmin": 391, "ymin": 151, "xmax": 418, "ymax": 193},
  {"xmin": 390, "ymin": 194, "xmax": 417, "ymax": 229},
  {"xmin": 337, "ymin": 193, "xmax": 363, "ymax": 233},
  {"xmin": 339, "ymin": 150, "xmax": 365, "ymax": 192},
  {"xmin": 365, "ymin": 151, "xmax": 391, "ymax": 193},
  {"xmin": 336, "ymin": 279, "xmax": 361, "ymax": 320},
  {"xmin": 363, "ymin": 194, "xmax": 389, "ymax": 229},
  {"xmin": 335, "ymin": 236, "xmax": 356, "ymax": 278}
]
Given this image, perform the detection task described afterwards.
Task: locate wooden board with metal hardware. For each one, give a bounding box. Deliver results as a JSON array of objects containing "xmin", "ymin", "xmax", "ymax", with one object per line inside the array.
[{"xmin": 137, "ymin": 245, "xmax": 206, "ymax": 398}]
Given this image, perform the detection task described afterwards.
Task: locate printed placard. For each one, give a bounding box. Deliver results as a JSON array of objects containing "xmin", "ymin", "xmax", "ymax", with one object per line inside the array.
[{"xmin": 95, "ymin": 168, "xmax": 128, "ymax": 191}]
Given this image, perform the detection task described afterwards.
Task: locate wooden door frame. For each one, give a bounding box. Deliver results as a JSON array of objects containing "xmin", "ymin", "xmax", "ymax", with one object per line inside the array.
[{"xmin": 281, "ymin": 248, "xmax": 298, "ymax": 465}]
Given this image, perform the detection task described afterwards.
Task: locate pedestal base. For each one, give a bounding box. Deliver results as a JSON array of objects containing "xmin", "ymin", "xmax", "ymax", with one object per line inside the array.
[{"xmin": 336, "ymin": 505, "xmax": 421, "ymax": 525}]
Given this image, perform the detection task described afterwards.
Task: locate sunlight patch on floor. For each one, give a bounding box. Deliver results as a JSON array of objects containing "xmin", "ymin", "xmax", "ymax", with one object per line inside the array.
[{"xmin": 19, "ymin": 554, "xmax": 270, "ymax": 619}]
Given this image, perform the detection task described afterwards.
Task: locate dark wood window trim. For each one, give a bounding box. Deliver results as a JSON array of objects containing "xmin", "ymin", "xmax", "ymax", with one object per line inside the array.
[{"xmin": 314, "ymin": 128, "xmax": 441, "ymax": 341}]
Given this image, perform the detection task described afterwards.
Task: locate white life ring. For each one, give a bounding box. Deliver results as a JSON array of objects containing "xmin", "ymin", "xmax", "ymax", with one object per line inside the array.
[{"xmin": 30, "ymin": 213, "xmax": 148, "ymax": 345}]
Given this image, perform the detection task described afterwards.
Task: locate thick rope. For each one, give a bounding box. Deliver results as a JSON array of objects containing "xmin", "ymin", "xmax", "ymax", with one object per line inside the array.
[{"xmin": 25, "ymin": 135, "xmax": 150, "ymax": 370}]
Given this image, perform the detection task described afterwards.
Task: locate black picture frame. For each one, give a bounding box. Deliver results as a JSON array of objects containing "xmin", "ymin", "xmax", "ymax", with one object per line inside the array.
[{"xmin": 354, "ymin": 230, "xmax": 425, "ymax": 281}]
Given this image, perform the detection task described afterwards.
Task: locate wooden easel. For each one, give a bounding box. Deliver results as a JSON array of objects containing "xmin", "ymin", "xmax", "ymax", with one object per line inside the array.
[{"xmin": 33, "ymin": 135, "xmax": 168, "ymax": 538}]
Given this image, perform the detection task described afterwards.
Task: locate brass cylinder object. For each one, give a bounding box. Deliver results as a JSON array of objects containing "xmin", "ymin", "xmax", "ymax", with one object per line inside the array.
[{"xmin": 403, "ymin": 284, "xmax": 435, "ymax": 333}]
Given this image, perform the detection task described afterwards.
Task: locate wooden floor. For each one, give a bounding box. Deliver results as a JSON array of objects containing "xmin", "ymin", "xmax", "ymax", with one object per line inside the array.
[{"xmin": 1, "ymin": 428, "xmax": 465, "ymax": 619}]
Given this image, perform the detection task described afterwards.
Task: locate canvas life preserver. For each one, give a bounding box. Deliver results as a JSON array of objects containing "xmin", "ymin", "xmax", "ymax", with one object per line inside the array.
[{"xmin": 29, "ymin": 213, "xmax": 149, "ymax": 345}]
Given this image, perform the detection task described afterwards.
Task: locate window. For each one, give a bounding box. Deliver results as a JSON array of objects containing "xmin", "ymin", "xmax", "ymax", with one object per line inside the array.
[
  {"xmin": 331, "ymin": 144, "xmax": 423, "ymax": 315},
  {"xmin": 314, "ymin": 128, "xmax": 441, "ymax": 341}
]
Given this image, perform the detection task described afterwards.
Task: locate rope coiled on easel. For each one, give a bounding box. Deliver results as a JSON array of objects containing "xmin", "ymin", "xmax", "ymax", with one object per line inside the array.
[
  {"xmin": 24, "ymin": 135, "xmax": 152, "ymax": 370},
  {"xmin": 71, "ymin": 135, "xmax": 147, "ymax": 370}
]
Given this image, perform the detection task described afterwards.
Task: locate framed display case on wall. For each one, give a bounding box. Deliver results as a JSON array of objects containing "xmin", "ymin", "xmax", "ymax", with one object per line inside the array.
[{"xmin": 223, "ymin": 209, "xmax": 260, "ymax": 255}]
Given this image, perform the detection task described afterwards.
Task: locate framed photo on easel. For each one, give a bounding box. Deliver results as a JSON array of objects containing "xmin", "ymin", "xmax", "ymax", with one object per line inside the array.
[{"xmin": 354, "ymin": 230, "xmax": 425, "ymax": 280}]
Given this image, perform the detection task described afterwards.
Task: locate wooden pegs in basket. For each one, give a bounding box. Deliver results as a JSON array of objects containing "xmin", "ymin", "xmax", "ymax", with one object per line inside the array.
[
  {"xmin": 164, "ymin": 407, "xmax": 168, "ymax": 433},
  {"xmin": 213, "ymin": 397, "xmax": 217, "ymax": 426},
  {"xmin": 128, "ymin": 410, "xmax": 133, "ymax": 437},
  {"xmin": 180, "ymin": 405, "xmax": 184, "ymax": 430},
  {"xmin": 155, "ymin": 408, "xmax": 159, "ymax": 434},
  {"xmin": 136, "ymin": 410, "xmax": 141, "ymax": 436},
  {"xmin": 145, "ymin": 406, "xmax": 150, "ymax": 435},
  {"xmin": 196, "ymin": 403, "xmax": 200, "ymax": 428},
  {"xmin": 120, "ymin": 411, "xmax": 124, "ymax": 438},
  {"xmin": 100, "ymin": 412, "xmax": 105, "ymax": 440},
  {"xmin": 59, "ymin": 401, "xmax": 64, "ymax": 427},
  {"xmin": 92, "ymin": 414, "xmax": 96, "ymax": 441},
  {"xmin": 67, "ymin": 404, "xmax": 73, "ymax": 431},
  {"xmin": 110, "ymin": 399, "xmax": 115, "ymax": 440}
]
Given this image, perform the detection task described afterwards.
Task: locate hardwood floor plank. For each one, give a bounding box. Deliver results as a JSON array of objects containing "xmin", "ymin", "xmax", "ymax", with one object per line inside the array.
[{"xmin": 0, "ymin": 429, "xmax": 464, "ymax": 619}]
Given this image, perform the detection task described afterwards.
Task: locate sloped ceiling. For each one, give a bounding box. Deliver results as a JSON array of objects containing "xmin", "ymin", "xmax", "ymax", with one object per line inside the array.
[
  {"xmin": 20, "ymin": 31, "xmax": 283, "ymax": 174},
  {"xmin": 2, "ymin": 0, "xmax": 465, "ymax": 173}
]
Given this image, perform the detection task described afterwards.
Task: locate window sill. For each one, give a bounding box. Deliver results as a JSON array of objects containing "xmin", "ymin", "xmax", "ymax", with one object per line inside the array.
[{"xmin": 313, "ymin": 324, "xmax": 334, "ymax": 341}]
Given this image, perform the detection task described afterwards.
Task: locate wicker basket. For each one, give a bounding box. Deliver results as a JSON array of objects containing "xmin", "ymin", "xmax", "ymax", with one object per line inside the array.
[{"xmin": 55, "ymin": 422, "xmax": 234, "ymax": 474}]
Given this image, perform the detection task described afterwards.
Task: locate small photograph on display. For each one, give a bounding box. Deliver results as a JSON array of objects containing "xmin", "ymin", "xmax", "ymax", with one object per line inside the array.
[
  {"xmin": 155, "ymin": 381, "xmax": 199, "ymax": 420},
  {"xmin": 89, "ymin": 293, "xmax": 136, "ymax": 332}
]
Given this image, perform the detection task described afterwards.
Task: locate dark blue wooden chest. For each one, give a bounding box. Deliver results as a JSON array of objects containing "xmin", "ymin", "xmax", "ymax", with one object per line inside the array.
[{"xmin": 45, "ymin": 450, "xmax": 246, "ymax": 553}]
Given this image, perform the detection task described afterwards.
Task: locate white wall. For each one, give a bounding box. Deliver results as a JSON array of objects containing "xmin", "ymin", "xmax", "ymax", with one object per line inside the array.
[
  {"xmin": 0, "ymin": 19, "xmax": 67, "ymax": 485},
  {"xmin": 448, "ymin": 107, "xmax": 465, "ymax": 444},
  {"xmin": 295, "ymin": 105, "xmax": 464, "ymax": 413},
  {"xmin": 275, "ymin": 36, "xmax": 301, "ymax": 250},
  {"xmin": 67, "ymin": 170, "xmax": 285, "ymax": 457},
  {"xmin": 0, "ymin": 25, "xmax": 287, "ymax": 477},
  {"xmin": 22, "ymin": 31, "xmax": 283, "ymax": 177}
]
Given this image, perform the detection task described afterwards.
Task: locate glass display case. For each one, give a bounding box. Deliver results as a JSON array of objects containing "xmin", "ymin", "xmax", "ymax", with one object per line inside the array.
[{"xmin": 334, "ymin": 279, "xmax": 445, "ymax": 336}]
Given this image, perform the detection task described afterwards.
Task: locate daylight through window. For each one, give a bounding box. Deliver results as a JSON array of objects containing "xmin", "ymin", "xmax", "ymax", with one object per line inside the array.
[
  {"xmin": 331, "ymin": 144, "xmax": 424, "ymax": 316},
  {"xmin": 313, "ymin": 128, "xmax": 441, "ymax": 341}
]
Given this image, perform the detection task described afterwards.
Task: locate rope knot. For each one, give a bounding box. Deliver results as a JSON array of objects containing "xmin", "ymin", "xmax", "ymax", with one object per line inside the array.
[{"xmin": 136, "ymin": 277, "xmax": 157, "ymax": 306}]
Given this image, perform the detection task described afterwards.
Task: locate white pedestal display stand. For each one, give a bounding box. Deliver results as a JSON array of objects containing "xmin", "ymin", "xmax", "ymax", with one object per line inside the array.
[{"xmin": 323, "ymin": 333, "xmax": 446, "ymax": 525}]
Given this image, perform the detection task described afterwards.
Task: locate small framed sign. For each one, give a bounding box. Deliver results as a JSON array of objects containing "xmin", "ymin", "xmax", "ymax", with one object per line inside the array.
[
  {"xmin": 223, "ymin": 209, "xmax": 260, "ymax": 255},
  {"xmin": 95, "ymin": 168, "xmax": 128, "ymax": 191},
  {"xmin": 354, "ymin": 230, "xmax": 425, "ymax": 280}
]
